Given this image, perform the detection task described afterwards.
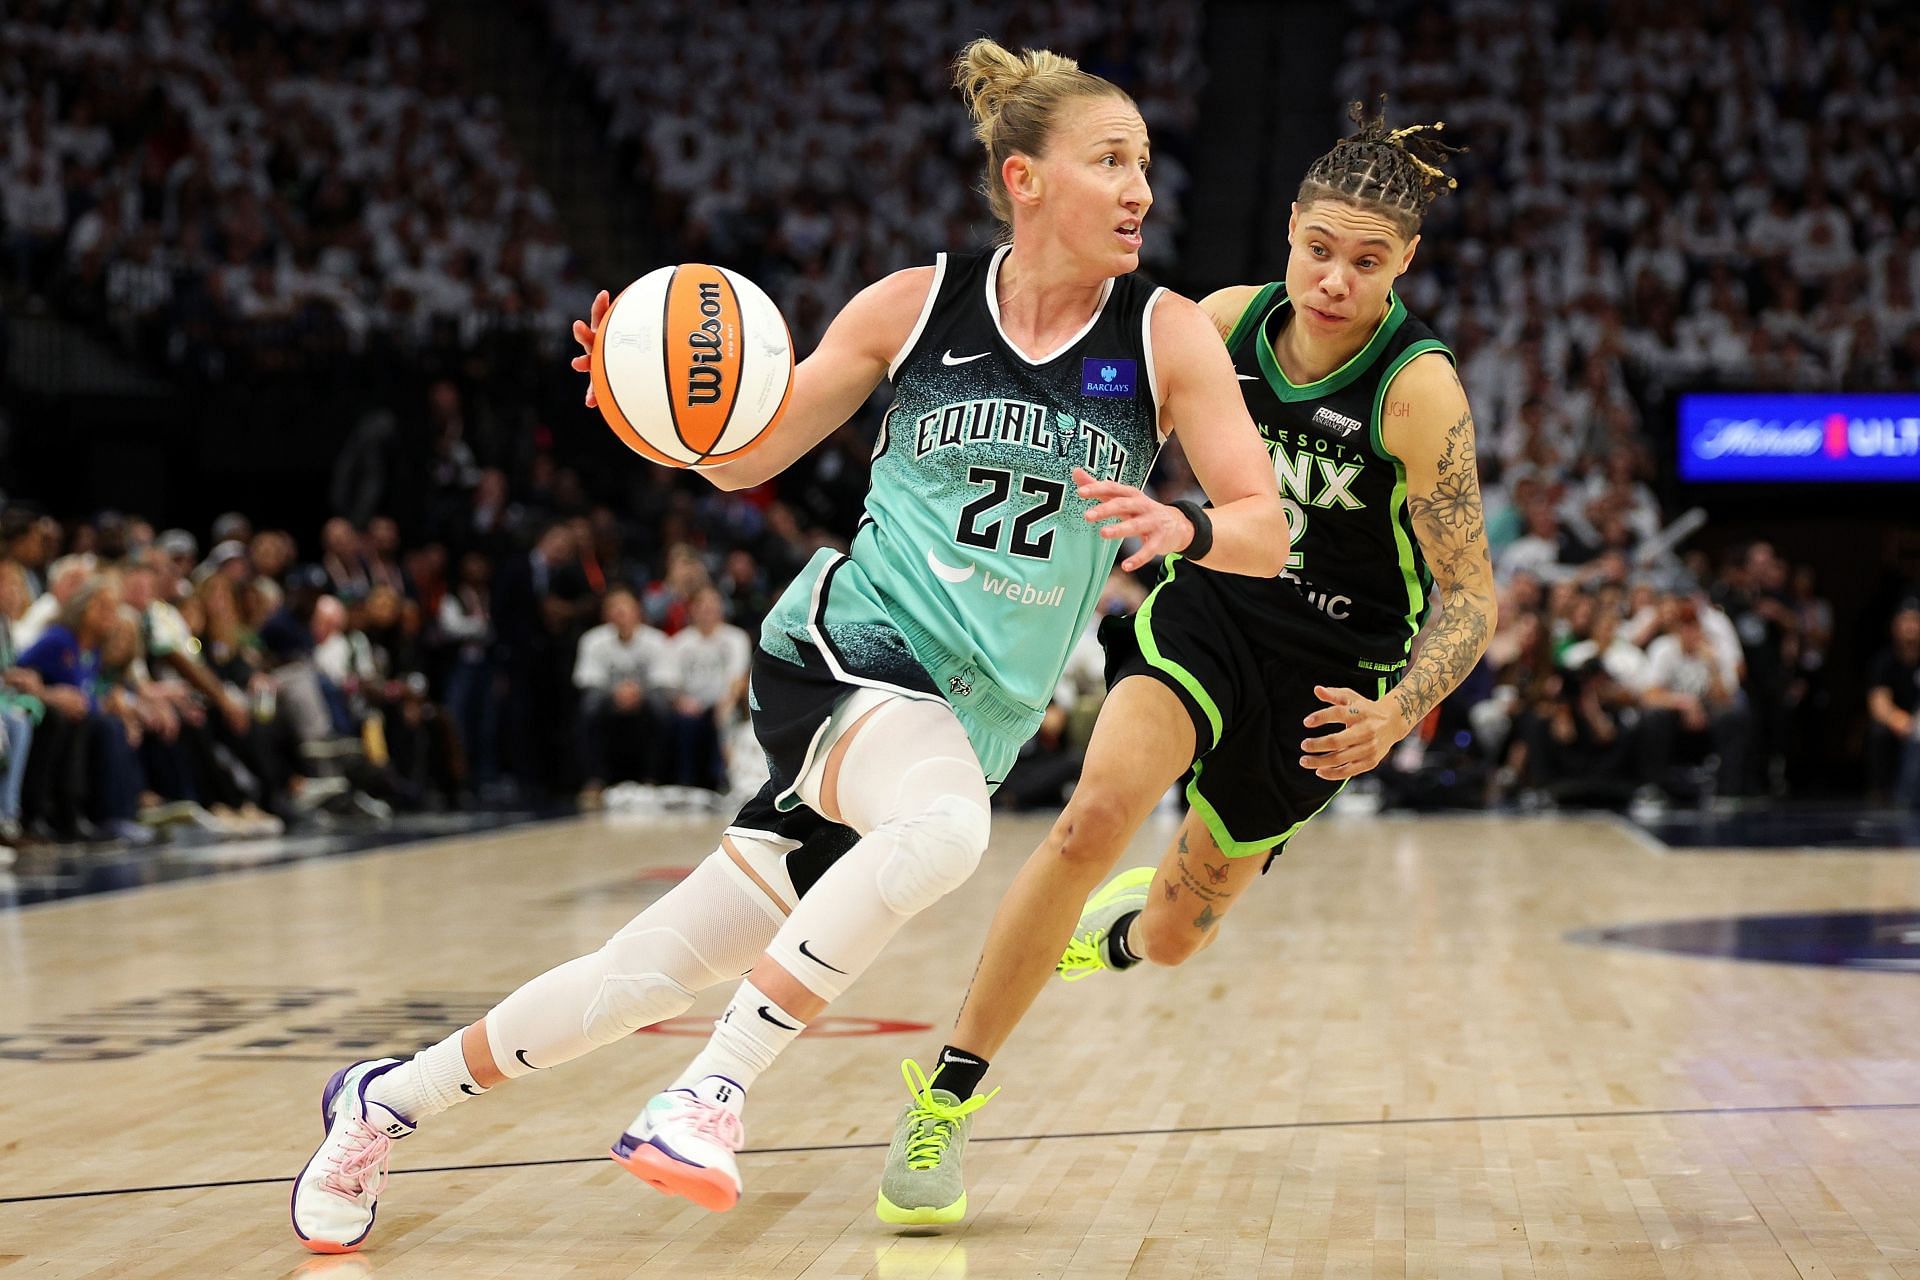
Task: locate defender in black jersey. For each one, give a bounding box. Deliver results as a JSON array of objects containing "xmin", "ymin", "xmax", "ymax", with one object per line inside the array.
[
  {"xmin": 877, "ymin": 100, "xmax": 1498, "ymax": 1225},
  {"xmin": 1104, "ymin": 282, "xmax": 1454, "ymax": 854}
]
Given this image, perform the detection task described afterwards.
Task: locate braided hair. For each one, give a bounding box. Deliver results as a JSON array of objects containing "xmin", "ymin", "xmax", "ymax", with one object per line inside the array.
[{"xmin": 1298, "ymin": 97, "xmax": 1464, "ymax": 239}]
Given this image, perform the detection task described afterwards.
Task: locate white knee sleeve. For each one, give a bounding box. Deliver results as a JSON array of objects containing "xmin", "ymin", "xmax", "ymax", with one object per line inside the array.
[
  {"xmin": 484, "ymin": 850, "xmax": 784, "ymax": 1076},
  {"xmin": 763, "ymin": 695, "xmax": 991, "ymax": 1002},
  {"xmin": 874, "ymin": 790, "xmax": 992, "ymax": 914}
]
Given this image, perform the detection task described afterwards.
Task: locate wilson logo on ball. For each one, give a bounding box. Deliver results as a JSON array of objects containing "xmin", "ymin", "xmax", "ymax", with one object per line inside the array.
[
  {"xmin": 686, "ymin": 280, "xmax": 727, "ymax": 405},
  {"xmin": 664, "ymin": 265, "xmax": 741, "ymax": 454},
  {"xmin": 590, "ymin": 263, "xmax": 793, "ymax": 469}
]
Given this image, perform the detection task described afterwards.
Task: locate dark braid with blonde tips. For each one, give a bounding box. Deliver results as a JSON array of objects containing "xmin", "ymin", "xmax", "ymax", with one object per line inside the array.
[{"xmin": 1298, "ymin": 96, "xmax": 1466, "ymax": 239}]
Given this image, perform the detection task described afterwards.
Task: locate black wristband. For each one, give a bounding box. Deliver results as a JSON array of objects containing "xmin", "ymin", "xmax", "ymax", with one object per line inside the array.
[{"xmin": 1171, "ymin": 499, "xmax": 1214, "ymax": 563}]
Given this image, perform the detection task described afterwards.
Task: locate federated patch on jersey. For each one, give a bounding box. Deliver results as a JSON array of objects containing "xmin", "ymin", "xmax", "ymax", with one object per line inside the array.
[{"xmin": 1080, "ymin": 357, "xmax": 1137, "ymax": 398}]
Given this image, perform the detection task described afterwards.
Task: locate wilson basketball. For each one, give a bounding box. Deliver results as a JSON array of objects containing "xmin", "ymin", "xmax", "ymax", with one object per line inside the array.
[{"xmin": 590, "ymin": 263, "xmax": 794, "ymax": 468}]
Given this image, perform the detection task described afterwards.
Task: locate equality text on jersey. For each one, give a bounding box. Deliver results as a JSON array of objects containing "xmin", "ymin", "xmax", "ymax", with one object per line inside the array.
[{"xmin": 913, "ymin": 398, "xmax": 1131, "ymax": 481}]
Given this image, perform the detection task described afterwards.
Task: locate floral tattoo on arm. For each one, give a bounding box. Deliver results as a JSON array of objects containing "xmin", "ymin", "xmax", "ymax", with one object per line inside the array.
[{"xmin": 1392, "ymin": 402, "xmax": 1496, "ymax": 729}]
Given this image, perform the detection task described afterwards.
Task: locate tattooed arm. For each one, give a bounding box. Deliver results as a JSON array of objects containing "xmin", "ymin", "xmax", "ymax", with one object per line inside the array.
[
  {"xmin": 1383, "ymin": 354, "xmax": 1498, "ymax": 729},
  {"xmin": 1298, "ymin": 352, "xmax": 1497, "ymax": 780}
]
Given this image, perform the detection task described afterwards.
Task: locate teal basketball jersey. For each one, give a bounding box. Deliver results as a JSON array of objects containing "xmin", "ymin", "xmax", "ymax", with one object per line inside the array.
[{"xmin": 760, "ymin": 247, "xmax": 1164, "ymax": 752}]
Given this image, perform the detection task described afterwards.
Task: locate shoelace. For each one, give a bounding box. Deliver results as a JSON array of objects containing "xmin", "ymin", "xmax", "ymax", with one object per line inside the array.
[
  {"xmin": 1057, "ymin": 930, "xmax": 1108, "ymax": 982},
  {"xmin": 670, "ymin": 1095, "xmax": 746, "ymax": 1151},
  {"xmin": 899, "ymin": 1059, "xmax": 997, "ymax": 1171},
  {"xmin": 320, "ymin": 1118, "xmax": 393, "ymax": 1203}
]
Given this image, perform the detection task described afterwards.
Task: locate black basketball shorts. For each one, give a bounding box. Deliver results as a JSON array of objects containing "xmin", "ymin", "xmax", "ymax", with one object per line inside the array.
[{"xmin": 1101, "ymin": 557, "xmax": 1402, "ymax": 861}]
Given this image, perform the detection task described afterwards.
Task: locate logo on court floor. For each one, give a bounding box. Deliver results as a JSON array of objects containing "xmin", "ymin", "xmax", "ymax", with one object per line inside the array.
[
  {"xmin": 0, "ymin": 986, "xmax": 349, "ymax": 1062},
  {"xmin": 1573, "ymin": 911, "xmax": 1920, "ymax": 971}
]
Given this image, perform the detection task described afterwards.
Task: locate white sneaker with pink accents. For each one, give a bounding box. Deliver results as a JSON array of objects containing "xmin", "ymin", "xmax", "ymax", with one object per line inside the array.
[
  {"xmin": 609, "ymin": 1075, "xmax": 747, "ymax": 1212},
  {"xmin": 290, "ymin": 1057, "xmax": 416, "ymax": 1253}
]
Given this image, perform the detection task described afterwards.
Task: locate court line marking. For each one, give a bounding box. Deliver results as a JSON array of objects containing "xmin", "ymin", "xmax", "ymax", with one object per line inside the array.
[{"xmin": 7, "ymin": 1098, "xmax": 1920, "ymax": 1206}]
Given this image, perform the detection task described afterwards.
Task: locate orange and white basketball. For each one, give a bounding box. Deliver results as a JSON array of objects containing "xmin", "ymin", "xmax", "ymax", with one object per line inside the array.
[{"xmin": 589, "ymin": 263, "xmax": 793, "ymax": 468}]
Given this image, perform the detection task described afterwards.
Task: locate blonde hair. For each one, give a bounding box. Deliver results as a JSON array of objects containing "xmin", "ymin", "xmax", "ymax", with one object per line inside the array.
[{"xmin": 952, "ymin": 37, "xmax": 1133, "ymax": 226}]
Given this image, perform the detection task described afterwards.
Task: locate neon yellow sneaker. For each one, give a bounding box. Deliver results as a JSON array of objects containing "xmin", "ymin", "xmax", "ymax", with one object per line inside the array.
[
  {"xmin": 1057, "ymin": 865, "xmax": 1156, "ymax": 981},
  {"xmin": 875, "ymin": 1059, "xmax": 997, "ymax": 1226}
]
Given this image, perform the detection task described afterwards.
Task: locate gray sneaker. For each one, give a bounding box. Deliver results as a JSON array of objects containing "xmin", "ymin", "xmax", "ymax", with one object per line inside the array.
[
  {"xmin": 1056, "ymin": 865, "xmax": 1156, "ymax": 981},
  {"xmin": 875, "ymin": 1060, "xmax": 996, "ymax": 1226}
]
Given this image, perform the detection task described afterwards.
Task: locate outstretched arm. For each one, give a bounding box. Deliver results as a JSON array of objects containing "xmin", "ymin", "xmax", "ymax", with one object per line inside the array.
[
  {"xmin": 1299, "ymin": 352, "xmax": 1497, "ymax": 780},
  {"xmin": 571, "ymin": 267, "xmax": 932, "ymax": 492},
  {"xmin": 1083, "ymin": 292, "xmax": 1287, "ymax": 576}
]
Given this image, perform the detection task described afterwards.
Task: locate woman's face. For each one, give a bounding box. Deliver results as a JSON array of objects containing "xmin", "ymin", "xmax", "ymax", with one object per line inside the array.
[
  {"xmin": 0, "ymin": 565, "xmax": 27, "ymax": 619},
  {"xmin": 82, "ymin": 588, "xmax": 121, "ymax": 641},
  {"xmin": 1015, "ymin": 94, "xmax": 1153, "ymax": 277},
  {"xmin": 1285, "ymin": 199, "xmax": 1417, "ymax": 338}
]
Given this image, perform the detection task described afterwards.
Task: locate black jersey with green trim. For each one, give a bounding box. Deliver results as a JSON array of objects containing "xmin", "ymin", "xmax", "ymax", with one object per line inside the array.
[{"xmin": 1214, "ymin": 283, "xmax": 1453, "ymax": 668}]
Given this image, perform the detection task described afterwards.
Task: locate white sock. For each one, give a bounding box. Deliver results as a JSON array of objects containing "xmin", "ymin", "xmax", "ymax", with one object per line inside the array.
[
  {"xmin": 364, "ymin": 1028, "xmax": 486, "ymax": 1122},
  {"xmin": 671, "ymin": 980, "xmax": 804, "ymax": 1094}
]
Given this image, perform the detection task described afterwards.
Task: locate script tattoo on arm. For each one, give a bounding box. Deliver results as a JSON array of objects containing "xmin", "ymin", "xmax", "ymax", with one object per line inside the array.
[{"xmin": 1392, "ymin": 399, "xmax": 1496, "ymax": 730}]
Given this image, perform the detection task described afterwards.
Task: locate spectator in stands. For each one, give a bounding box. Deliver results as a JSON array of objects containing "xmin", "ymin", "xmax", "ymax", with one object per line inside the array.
[
  {"xmin": 15, "ymin": 554, "xmax": 95, "ymax": 651},
  {"xmin": 643, "ymin": 543, "xmax": 710, "ymax": 635},
  {"xmin": 1866, "ymin": 602, "xmax": 1920, "ymax": 807},
  {"xmin": 1638, "ymin": 601, "xmax": 1750, "ymax": 801},
  {"xmin": 438, "ymin": 551, "xmax": 499, "ymax": 801},
  {"xmin": 572, "ymin": 587, "xmax": 668, "ymax": 807},
  {"xmin": 320, "ymin": 518, "xmax": 373, "ymax": 606},
  {"xmin": 657, "ymin": 585, "xmax": 749, "ymax": 792},
  {"xmin": 17, "ymin": 576, "xmax": 149, "ymax": 844},
  {"xmin": 0, "ymin": 560, "xmax": 42, "ymax": 845},
  {"xmin": 495, "ymin": 521, "xmax": 588, "ymax": 800}
]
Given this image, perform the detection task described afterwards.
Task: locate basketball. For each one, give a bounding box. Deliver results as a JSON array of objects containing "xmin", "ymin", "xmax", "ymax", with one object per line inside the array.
[{"xmin": 589, "ymin": 263, "xmax": 794, "ymax": 468}]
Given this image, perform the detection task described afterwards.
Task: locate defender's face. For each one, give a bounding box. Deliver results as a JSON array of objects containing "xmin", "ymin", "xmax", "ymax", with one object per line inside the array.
[{"xmin": 1286, "ymin": 200, "xmax": 1418, "ymax": 335}]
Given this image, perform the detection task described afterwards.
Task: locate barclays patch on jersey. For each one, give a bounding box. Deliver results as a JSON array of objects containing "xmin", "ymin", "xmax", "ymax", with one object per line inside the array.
[{"xmin": 1081, "ymin": 357, "xmax": 1137, "ymax": 398}]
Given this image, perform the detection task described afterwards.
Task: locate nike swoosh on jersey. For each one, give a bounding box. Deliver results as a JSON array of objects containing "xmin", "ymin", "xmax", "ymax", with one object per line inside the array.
[
  {"xmin": 942, "ymin": 350, "xmax": 990, "ymax": 365},
  {"xmin": 926, "ymin": 548, "xmax": 976, "ymax": 583},
  {"xmin": 1236, "ymin": 373, "xmax": 1260, "ymax": 381}
]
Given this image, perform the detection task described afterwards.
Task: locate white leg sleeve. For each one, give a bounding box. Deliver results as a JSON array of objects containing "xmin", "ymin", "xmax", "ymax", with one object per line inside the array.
[
  {"xmin": 483, "ymin": 849, "xmax": 786, "ymax": 1076},
  {"xmin": 762, "ymin": 695, "xmax": 991, "ymax": 1003}
]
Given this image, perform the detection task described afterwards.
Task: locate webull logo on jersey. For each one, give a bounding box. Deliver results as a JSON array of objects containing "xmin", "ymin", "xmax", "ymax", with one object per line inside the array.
[
  {"xmin": 925, "ymin": 548, "xmax": 1067, "ymax": 609},
  {"xmin": 980, "ymin": 571, "xmax": 1067, "ymax": 608},
  {"xmin": 912, "ymin": 398, "xmax": 1130, "ymax": 479},
  {"xmin": 1311, "ymin": 406, "xmax": 1364, "ymax": 437},
  {"xmin": 1081, "ymin": 358, "xmax": 1137, "ymax": 398}
]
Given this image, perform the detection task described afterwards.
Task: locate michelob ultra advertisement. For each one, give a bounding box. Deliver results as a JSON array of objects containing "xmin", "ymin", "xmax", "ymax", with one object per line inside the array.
[{"xmin": 1678, "ymin": 392, "xmax": 1920, "ymax": 483}]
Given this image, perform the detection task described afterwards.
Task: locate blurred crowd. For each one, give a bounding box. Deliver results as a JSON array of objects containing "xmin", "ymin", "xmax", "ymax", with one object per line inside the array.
[
  {"xmin": 1, "ymin": 0, "xmax": 586, "ymax": 379},
  {"xmin": 1343, "ymin": 0, "xmax": 1920, "ymax": 452},
  {"xmin": 0, "ymin": 479, "xmax": 831, "ymax": 855},
  {"xmin": 1252, "ymin": 0, "xmax": 1919, "ymax": 811},
  {"xmin": 545, "ymin": 0, "xmax": 1202, "ymax": 351},
  {"xmin": 3, "ymin": 0, "xmax": 1916, "ymax": 855}
]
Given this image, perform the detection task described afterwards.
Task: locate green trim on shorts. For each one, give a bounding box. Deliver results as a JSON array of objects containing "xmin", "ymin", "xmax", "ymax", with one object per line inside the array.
[
  {"xmin": 1186, "ymin": 675, "xmax": 1389, "ymax": 857},
  {"xmin": 1133, "ymin": 554, "xmax": 1223, "ymax": 751}
]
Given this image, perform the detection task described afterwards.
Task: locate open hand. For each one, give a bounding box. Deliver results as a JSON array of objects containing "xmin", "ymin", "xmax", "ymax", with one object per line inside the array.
[
  {"xmin": 1299, "ymin": 685, "xmax": 1408, "ymax": 780},
  {"xmin": 568, "ymin": 289, "xmax": 613, "ymax": 408},
  {"xmin": 1074, "ymin": 467, "xmax": 1193, "ymax": 574}
]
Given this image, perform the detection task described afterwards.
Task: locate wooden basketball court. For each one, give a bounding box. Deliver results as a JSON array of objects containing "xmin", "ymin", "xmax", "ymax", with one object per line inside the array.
[{"xmin": 5, "ymin": 810, "xmax": 1920, "ymax": 1278}]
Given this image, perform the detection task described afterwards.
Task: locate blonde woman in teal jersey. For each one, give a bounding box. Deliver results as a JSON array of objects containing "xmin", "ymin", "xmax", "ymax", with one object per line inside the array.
[{"xmin": 287, "ymin": 38, "xmax": 1286, "ymax": 1252}]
